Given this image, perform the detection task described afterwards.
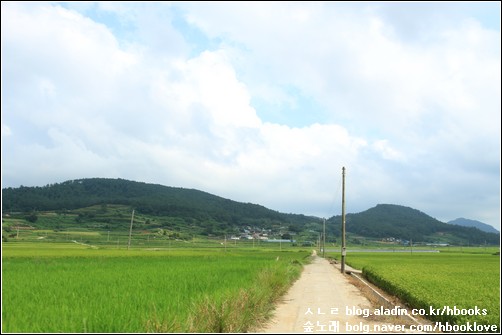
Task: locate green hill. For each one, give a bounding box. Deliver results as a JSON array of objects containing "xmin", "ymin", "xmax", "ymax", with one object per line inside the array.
[
  {"xmin": 327, "ymin": 204, "xmax": 499, "ymax": 245},
  {"xmin": 2, "ymin": 178, "xmax": 499, "ymax": 245},
  {"xmin": 2, "ymin": 178, "xmax": 315, "ymax": 235}
]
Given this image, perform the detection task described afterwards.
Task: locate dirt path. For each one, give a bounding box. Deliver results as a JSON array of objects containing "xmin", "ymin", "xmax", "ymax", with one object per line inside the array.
[{"xmin": 256, "ymin": 253, "xmax": 420, "ymax": 333}]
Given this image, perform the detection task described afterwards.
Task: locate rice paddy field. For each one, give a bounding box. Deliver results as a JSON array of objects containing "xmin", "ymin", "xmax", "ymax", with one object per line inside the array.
[
  {"xmin": 2, "ymin": 242, "xmax": 310, "ymax": 333},
  {"xmin": 3, "ymin": 238, "xmax": 500, "ymax": 333},
  {"xmin": 330, "ymin": 249, "xmax": 500, "ymax": 328}
]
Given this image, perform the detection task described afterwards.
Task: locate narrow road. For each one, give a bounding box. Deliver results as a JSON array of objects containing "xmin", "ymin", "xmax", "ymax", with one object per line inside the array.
[{"xmin": 256, "ymin": 253, "xmax": 418, "ymax": 333}]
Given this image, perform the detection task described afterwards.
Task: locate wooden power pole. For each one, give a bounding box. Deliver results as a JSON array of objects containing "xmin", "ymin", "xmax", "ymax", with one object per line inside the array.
[
  {"xmin": 322, "ymin": 218, "xmax": 326, "ymax": 258},
  {"xmin": 127, "ymin": 209, "xmax": 135, "ymax": 250},
  {"xmin": 341, "ymin": 167, "xmax": 346, "ymax": 274}
]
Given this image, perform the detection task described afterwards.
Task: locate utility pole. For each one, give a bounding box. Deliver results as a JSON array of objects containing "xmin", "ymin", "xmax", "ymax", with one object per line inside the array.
[
  {"xmin": 127, "ymin": 209, "xmax": 135, "ymax": 250},
  {"xmin": 341, "ymin": 167, "xmax": 346, "ymax": 274},
  {"xmin": 322, "ymin": 218, "xmax": 326, "ymax": 258},
  {"xmin": 279, "ymin": 226, "xmax": 282, "ymax": 251}
]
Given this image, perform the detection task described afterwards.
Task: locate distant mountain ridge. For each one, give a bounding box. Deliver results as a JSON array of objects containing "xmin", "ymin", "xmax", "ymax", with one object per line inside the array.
[
  {"xmin": 327, "ymin": 204, "xmax": 499, "ymax": 245},
  {"xmin": 1, "ymin": 178, "xmax": 315, "ymax": 233},
  {"xmin": 447, "ymin": 218, "xmax": 499, "ymax": 234},
  {"xmin": 2, "ymin": 178, "xmax": 500, "ymax": 245}
]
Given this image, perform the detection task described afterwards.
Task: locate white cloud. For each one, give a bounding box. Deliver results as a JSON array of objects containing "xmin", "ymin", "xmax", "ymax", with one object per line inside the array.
[
  {"xmin": 1, "ymin": 124, "xmax": 12, "ymax": 137},
  {"xmin": 371, "ymin": 140, "xmax": 404, "ymax": 162},
  {"xmin": 1, "ymin": 2, "xmax": 500, "ymax": 230}
]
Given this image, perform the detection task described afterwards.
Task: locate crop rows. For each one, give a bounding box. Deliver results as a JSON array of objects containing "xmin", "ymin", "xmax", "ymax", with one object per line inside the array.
[
  {"xmin": 338, "ymin": 251, "xmax": 500, "ymax": 328},
  {"xmin": 2, "ymin": 243, "xmax": 309, "ymax": 332}
]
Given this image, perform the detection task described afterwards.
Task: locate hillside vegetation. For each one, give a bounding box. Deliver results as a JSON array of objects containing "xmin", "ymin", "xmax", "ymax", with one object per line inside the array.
[
  {"xmin": 2, "ymin": 178, "xmax": 315, "ymax": 235},
  {"xmin": 2, "ymin": 178, "xmax": 499, "ymax": 245},
  {"xmin": 328, "ymin": 204, "xmax": 499, "ymax": 245}
]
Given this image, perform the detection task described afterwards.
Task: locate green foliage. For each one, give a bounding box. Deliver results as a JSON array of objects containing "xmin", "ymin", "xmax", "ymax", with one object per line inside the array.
[
  {"xmin": 335, "ymin": 251, "xmax": 500, "ymax": 328},
  {"xmin": 3, "ymin": 180, "xmax": 498, "ymax": 245},
  {"xmin": 25, "ymin": 212, "xmax": 38, "ymax": 223},
  {"xmin": 2, "ymin": 178, "xmax": 315, "ymax": 235},
  {"xmin": 2, "ymin": 244, "xmax": 308, "ymax": 332},
  {"xmin": 328, "ymin": 204, "xmax": 499, "ymax": 245}
]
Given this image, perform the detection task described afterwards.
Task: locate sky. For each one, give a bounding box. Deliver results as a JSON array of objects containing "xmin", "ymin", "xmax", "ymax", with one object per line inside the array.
[{"xmin": 1, "ymin": 1, "xmax": 501, "ymax": 230}]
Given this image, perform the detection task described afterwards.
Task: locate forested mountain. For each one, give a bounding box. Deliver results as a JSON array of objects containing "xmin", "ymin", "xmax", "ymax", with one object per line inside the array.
[
  {"xmin": 327, "ymin": 204, "xmax": 499, "ymax": 245},
  {"xmin": 2, "ymin": 178, "xmax": 315, "ymax": 230},
  {"xmin": 2, "ymin": 179, "xmax": 499, "ymax": 245},
  {"xmin": 447, "ymin": 218, "xmax": 499, "ymax": 234}
]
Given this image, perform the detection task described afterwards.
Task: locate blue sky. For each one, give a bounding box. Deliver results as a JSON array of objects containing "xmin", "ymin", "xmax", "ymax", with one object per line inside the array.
[{"xmin": 2, "ymin": 2, "xmax": 500, "ymax": 230}]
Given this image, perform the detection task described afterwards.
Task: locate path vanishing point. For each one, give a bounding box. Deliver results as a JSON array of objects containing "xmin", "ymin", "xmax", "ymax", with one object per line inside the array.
[{"xmin": 256, "ymin": 252, "xmax": 426, "ymax": 333}]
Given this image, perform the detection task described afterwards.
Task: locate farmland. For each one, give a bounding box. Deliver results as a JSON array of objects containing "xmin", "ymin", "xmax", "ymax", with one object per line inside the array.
[
  {"xmin": 2, "ymin": 221, "xmax": 500, "ymax": 332},
  {"xmin": 2, "ymin": 242, "xmax": 310, "ymax": 333},
  {"xmin": 329, "ymin": 249, "xmax": 500, "ymax": 328}
]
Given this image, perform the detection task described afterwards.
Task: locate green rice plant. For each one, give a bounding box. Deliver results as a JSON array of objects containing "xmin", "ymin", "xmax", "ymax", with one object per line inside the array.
[
  {"xmin": 331, "ymin": 252, "xmax": 500, "ymax": 329},
  {"xmin": 2, "ymin": 244, "xmax": 309, "ymax": 333}
]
